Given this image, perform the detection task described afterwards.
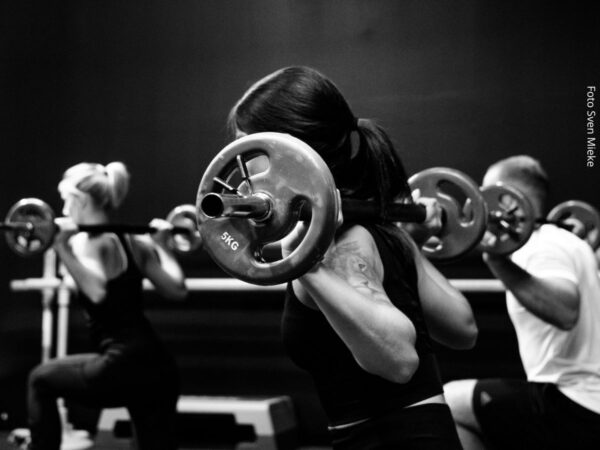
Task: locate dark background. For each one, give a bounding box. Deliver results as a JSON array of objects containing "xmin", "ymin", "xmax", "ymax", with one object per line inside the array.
[{"xmin": 0, "ymin": 0, "xmax": 598, "ymax": 445}]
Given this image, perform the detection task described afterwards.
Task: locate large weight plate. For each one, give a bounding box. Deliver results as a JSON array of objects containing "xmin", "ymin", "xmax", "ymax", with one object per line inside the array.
[
  {"xmin": 196, "ymin": 132, "xmax": 338, "ymax": 285},
  {"xmin": 408, "ymin": 167, "xmax": 487, "ymax": 261},
  {"xmin": 5, "ymin": 198, "xmax": 56, "ymax": 257},
  {"xmin": 480, "ymin": 183, "xmax": 535, "ymax": 255},
  {"xmin": 547, "ymin": 200, "xmax": 600, "ymax": 249}
]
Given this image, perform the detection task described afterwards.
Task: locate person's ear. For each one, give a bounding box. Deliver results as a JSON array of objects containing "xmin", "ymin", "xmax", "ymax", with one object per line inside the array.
[{"xmin": 75, "ymin": 192, "xmax": 90, "ymax": 210}]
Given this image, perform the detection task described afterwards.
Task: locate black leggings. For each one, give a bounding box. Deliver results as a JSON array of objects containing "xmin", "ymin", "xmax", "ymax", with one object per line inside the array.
[
  {"xmin": 472, "ymin": 379, "xmax": 600, "ymax": 450},
  {"xmin": 28, "ymin": 349, "xmax": 179, "ymax": 450},
  {"xmin": 329, "ymin": 403, "xmax": 463, "ymax": 450}
]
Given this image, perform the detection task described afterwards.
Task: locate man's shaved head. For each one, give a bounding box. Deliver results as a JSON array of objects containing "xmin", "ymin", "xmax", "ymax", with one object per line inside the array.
[{"xmin": 483, "ymin": 155, "xmax": 549, "ymax": 215}]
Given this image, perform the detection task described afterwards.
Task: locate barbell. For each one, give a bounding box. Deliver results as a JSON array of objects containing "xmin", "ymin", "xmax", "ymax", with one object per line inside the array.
[
  {"xmin": 1, "ymin": 199, "xmax": 201, "ymax": 257},
  {"xmin": 478, "ymin": 184, "xmax": 600, "ymax": 254},
  {"xmin": 547, "ymin": 200, "xmax": 600, "ymax": 249},
  {"xmin": 195, "ymin": 132, "xmax": 494, "ymax": 284},
  {"xmin": 478, "ymin": 183, "xmax": 536, "ymax": 256}
]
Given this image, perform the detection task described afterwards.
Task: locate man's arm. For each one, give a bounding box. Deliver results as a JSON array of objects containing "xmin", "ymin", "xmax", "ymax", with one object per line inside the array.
[{"xmin": 484, "ymin": 253, "xmax": 580, "ymax": 330}]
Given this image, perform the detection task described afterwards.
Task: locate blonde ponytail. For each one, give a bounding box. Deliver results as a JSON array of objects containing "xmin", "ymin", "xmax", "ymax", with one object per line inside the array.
[
  {"xmin": 58, "ymin": 161, "xmax": 130, "ymax": 211},
  {"xmin": 104, "ymin": 162, "xmax": 130, "ymax": 209}
]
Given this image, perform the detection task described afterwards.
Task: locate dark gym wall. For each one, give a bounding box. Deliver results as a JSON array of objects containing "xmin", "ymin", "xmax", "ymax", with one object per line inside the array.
[
  {"xmin": 1, "ymin": 0, "xmax": 598, "ymax": 439},
  {"xmin": 2, "ymin": 1, "xmax": 598, "ymax": 216}
]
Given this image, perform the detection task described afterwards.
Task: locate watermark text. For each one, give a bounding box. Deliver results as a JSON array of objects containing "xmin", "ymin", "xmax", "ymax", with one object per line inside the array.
[{"xmin": 587, "ymin": 86, "xmax": 596, "ymax": 167}]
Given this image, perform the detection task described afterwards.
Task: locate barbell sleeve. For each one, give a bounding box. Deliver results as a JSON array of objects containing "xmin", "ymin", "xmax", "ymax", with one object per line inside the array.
[{"xmin": 200, "ymin": 193, "xmax": 272, "ymax": 220}]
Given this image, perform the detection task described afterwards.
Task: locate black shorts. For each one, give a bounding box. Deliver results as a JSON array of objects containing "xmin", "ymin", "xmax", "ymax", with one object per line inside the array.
[
  {"xmin": 473, "ymin": 379, "xmax": 600, "ymax": 450},
  {"xmin": 329, "ymin": 403, "xmax": 462, "ymax": 450}
]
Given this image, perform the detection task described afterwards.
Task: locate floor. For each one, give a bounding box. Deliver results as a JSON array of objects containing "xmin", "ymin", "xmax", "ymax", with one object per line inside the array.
[{"xmin": 0, "ymin": 431, "xmax": 331, "ymax": 450}]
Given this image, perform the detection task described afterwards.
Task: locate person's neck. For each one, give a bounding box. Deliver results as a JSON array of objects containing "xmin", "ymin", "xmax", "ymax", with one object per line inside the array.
[
  {"xmin": 80, "ymin": 210, "xmax": 110, "ymax": 225},
  {"xmin": 531, "ymin": 202, "xmax": 544, "ymax": 220}
]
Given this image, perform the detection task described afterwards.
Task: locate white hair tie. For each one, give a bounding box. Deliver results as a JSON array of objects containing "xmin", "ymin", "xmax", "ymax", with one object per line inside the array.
[{"xmin": 104, "ymin": 164, "xmax": 117, "ymax": 208}]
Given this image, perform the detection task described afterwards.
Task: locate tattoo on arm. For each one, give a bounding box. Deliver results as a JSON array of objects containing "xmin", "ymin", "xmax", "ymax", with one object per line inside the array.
[{"xmin": 324, "ymin": 240, "xmax": 387, "ymax": 301}]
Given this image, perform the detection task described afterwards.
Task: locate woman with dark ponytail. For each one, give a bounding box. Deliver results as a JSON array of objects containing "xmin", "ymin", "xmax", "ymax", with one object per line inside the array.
[
  {"xmin": 229, "ymin": 67, "xmax": 478, "ymax": 449},
  {"xmin": 26, "ymin": 162, "xmax": 186, "ymax": 450}
]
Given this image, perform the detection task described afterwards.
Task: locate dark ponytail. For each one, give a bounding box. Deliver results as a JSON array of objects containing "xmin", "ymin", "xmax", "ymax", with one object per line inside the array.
[
  {"xmin": 351, "ymin": 118, "xmax": 412, "ymax": 214},
  {"xmin": 229, "ymin": 66, "xmax": 413, "ymax": 219}
]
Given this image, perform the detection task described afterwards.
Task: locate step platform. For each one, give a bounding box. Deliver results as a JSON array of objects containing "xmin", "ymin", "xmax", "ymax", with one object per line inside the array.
[{"xmin": 95, "ymin": 395, "xmax": 298, "ymax": 449}]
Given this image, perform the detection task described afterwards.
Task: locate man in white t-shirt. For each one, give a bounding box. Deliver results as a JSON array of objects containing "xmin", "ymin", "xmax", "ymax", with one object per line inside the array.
[{"xmin": 444, "ymin": 155, "xmax": 600, "ymax": 449}]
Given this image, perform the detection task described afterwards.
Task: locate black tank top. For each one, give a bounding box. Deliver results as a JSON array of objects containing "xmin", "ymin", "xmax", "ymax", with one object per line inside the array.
[
  {"xmin": 281, "ymin": 223, "xmax": 443, "ymax": 426},
  {"xmin": 78, "ymin": 234, "xmax": 159, "ymax": 353}
]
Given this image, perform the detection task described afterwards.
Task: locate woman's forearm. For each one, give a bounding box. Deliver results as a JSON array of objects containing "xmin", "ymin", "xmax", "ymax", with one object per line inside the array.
[
  {"xmin": 147, "ymin": 245, "xmax": 187, "ymax": 299},
  {"xmin": 297, "ymin": 266, "xmax": 419, "ymax": 383}
]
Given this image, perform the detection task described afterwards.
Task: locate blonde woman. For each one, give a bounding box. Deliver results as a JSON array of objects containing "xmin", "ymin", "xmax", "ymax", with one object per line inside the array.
[{"xmin": 27, "ymin": 162, "xmax": 186, "ymax": 450}]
